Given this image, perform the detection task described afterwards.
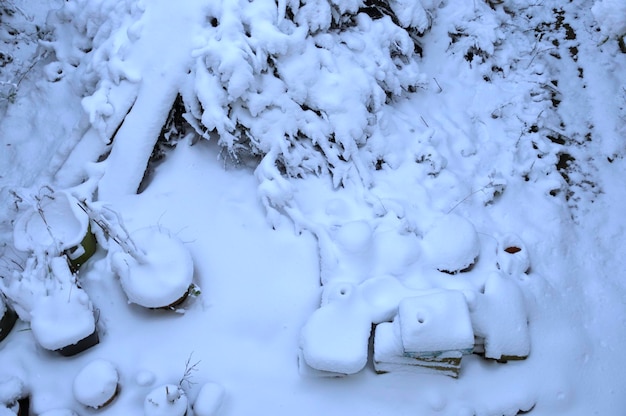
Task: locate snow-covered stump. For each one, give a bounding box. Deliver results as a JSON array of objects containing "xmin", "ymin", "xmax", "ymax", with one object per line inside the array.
[
  {"xmin": 12, "ymin": 190, "xmax": 96, "ymax": 271},
  {"xmin": 496, "ymin": 233, "xmax": 530, "ymax": 276},
  {"xmin": 374, "ymin": 291, "xmax": 474, "ymax": 377},
  {"xmin": 299, "ymin": 282, "xmax": 373, "ymax": 376},
  {"xmin": 144, "ymin": 384, "xmax": 188, "ymax": 416},
  {"xmin": 73, "ymin": 359, "xmax": 120, "ymax": 410},
  {"xmin": 469, "ymin": 273, "xmax": 531, "ymax": 361},
  {"xmin": 0, "ymin": 296, "xmax": 18, "ymax": 343},
  {"xmin": 28, "ymin": 257, "xmax": 99, "ymax": 356},
  {"xmin": 421, "ymin": 215, "xmax": 480, "ymax": 274},
  {"xmin": 111, "ymin": 226, "xmax": 194, "ymax": 310}
]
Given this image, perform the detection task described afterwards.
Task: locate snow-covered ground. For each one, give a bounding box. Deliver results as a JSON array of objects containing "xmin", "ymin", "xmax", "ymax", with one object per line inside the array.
[{"xmin": 1, "ymin": 0, "xmax": 626, "ymax": 414}]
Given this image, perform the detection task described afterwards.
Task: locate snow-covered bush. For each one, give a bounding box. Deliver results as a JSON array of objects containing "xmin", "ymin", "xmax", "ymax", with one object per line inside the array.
[{"xmin": 44, "ymin": 0, "xmax": 440, "ymax": 219}]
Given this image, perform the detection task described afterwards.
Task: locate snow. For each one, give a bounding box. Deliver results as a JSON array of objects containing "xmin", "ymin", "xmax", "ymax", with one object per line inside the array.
[
  {"xmin": 0, "ymin": 0, "xmax": 625, "ymax": 415},
  {"xmin": 72, "ymin": 359, "xmax": 119, "ymax": 409},
  {"xmin": 470, "ymin": 273, "xmax": 531, "ymax": 360},
  {"xmin": 193, "ymin": 382, "xmax": 225, "ymax": 416}
]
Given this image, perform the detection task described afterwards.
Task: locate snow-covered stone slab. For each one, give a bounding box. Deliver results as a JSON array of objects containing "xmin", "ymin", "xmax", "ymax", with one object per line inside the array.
[
  {"xmin": 300, "ymin": 295, "xmax": 372, "ymax": 375},
  {"xmin": 398, "ymin": 290, "xmax": 474, "ymax": 356},
  {"xmin": 373, "ymin": 321, "xmax": 463, "ymax": 378},
  {"xmin": 470, "ymin": 273, "xmax": 530, "ymax": 360}
]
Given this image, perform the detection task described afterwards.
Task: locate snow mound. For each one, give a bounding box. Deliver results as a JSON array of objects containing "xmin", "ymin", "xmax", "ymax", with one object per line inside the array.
[
  {"xmin": 112, "ymin": 226, "xmax": 194, "ymax": 308},
  {"xmin": 592, "ymin": 0, "xmax": 626, "ymax": 38},
  {"xmin": 421, "ymin": 214, "xmax": 479, "ymax": 273},
  {"xmin": 0, "ymin": 377, "xmax": 25, "ymax": 405},
  {"xmin": 193, "ymin": 382, "xmax": 225, "ymax": 416},
  {"xmin": 73, "ymin": 359, "xmax": 119, "ymax": 409}
]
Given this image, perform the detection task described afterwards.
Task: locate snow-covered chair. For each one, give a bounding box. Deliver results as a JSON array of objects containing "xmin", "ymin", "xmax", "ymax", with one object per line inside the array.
[
  {"xmin": 374, "ymin": 290, "xmax": 474, "ymax": 377},
  {"xmin": 469, "ymin": 272, "xmax": 530, "ymax": 361}
]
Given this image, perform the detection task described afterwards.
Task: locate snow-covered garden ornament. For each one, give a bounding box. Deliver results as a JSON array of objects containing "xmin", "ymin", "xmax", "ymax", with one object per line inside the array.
[
  {"xmin": 144, "ymin": 384, "xmax": 188, "ymax": 416},
  {"xmin": 73, "ymin": 359, "xmax": 120, "ymax": 410}
]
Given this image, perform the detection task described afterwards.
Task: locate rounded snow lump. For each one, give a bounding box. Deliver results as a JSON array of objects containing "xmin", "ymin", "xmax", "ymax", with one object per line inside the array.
[
  {"xmin": 73, "ymin": 359, "xmax": 119, "ymax": 409},
  {"xmin": 144, "ymin": 384, "xmax": 188, "ymax": 416},
  {"xmin": 422, "ymin": 214, "xmax": 479, "ymax": 273},
  {"xmin": 193, "ymin": 382, "xmax": 225, "ymax": 416}
]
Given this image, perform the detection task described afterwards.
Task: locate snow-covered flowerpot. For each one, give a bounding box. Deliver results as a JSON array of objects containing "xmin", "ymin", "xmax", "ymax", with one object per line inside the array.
[
  {"xmin": 496, "ymin": 233, "xmax": 530, "ymax": 275},
  {"xmin": 0, "ymin": 296, "xmax": 18, "ymax": 343},
  {"xmin": 13, "ymin": 190, "xmax": 96, "ymax": 270},
  {"xmin": 28, "ymin": 257, "xmax": 99, "ymax": 356},
  {"xmin": 111, "ymin": 227, "xmax": 194, "ymax": 310},
  {"xmin": 73, "ymin": 359, "xmax": 120, "ymax": 409},
  {"xmin": 144, "ymin": 384, "xmax": 188, "ymax": 416}
]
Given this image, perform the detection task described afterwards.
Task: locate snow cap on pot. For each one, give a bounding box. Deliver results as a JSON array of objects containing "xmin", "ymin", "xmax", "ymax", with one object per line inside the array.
[
  {"xmin": 73, "ymin": 359, "xmax": 119, "ymax": 409},
  {"xmin": 111, "ymin": 226, "xmax": 194, "ymax": 309}
]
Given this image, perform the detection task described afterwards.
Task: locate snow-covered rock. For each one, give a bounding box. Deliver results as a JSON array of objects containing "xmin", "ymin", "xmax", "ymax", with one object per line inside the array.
[
  {"xmin": 421, "ymin": 215, "xmax": 480, "ymax": 273},
  {"xmin": 144, "ymin": 384, "xmax": 188, "ymax": 416},
  {"xmin": 470, "ymin": 273, "xmax": 530, "ymax": 360},
  {"xmin": 111, "ymin": 226, "xmax": 194, "ymax": 309},
  {"xmin": 193, "ymin": 382, "xmax": 225, "ymax": 416},
  {"xmin": 73, "ymin": 359, "xmax": 119, "ymax": 409}
]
